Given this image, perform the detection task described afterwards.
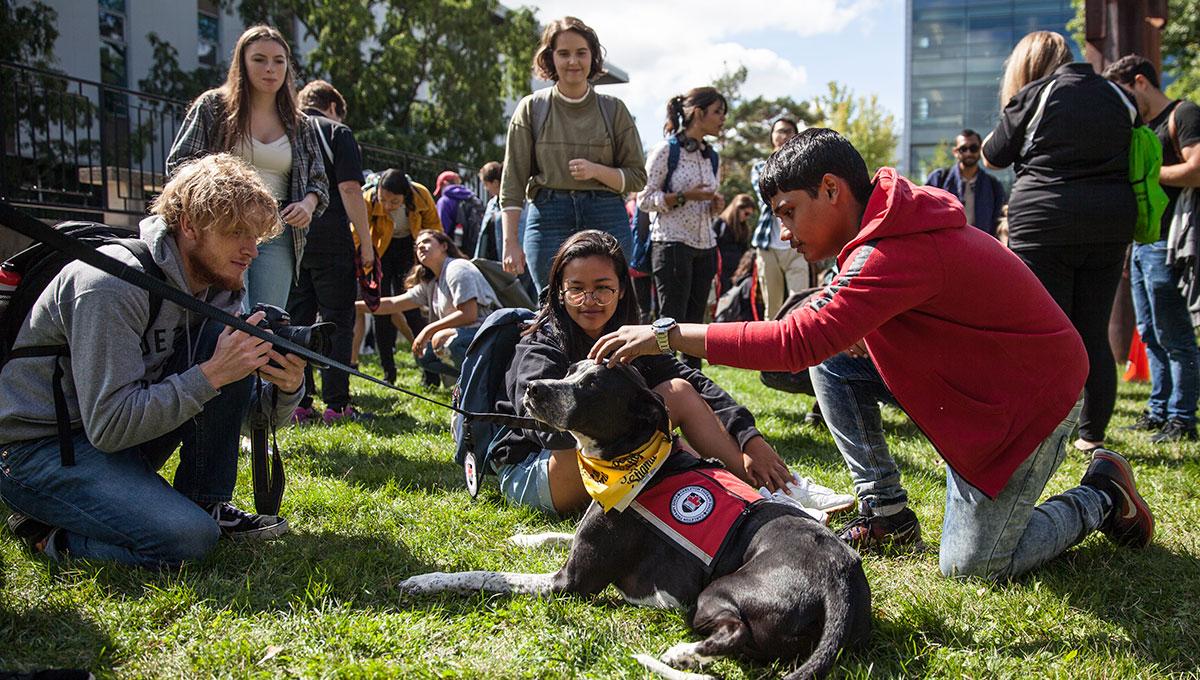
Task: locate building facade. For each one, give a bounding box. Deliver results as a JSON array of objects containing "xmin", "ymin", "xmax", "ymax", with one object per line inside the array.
[{"xmin": 903, "ymin": 0, "xmax": 1077, "ymax": 181}]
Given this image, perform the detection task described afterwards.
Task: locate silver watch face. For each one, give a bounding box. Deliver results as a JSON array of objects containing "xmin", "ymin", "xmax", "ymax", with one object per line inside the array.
[{"xmin": 653, "ymin": 317, "xmax": 676, "ymax": 331}]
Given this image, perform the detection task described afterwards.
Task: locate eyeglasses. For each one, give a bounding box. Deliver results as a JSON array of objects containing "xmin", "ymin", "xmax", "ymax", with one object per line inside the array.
[
  {"xmin": 956, "ymin": 144, "xmax": 981, "ymax": 154},
  {"xmin": 563, "ymin": 286, "xmax": 617, "ymax": 306}
]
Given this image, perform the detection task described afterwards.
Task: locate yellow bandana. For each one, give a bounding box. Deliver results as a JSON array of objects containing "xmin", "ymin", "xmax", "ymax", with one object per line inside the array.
[{"xmin": 577, "ymin": 430, "xmax": 674, "ymax": 513}]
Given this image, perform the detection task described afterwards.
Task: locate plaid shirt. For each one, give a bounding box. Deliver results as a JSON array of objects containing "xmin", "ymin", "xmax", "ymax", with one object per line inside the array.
[
  {"xmin": 166, "ymin": 90, "xmax": 329, "ymax": 279},
  {"xmin": 749, "ymin": 159, "xmax": 777, "ymax": 249}
]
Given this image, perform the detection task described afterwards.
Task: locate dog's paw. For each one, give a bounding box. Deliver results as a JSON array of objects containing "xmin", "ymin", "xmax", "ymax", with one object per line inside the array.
[
  {"xmin": 660, "ymin": 641, "xmax": 717, "ymax": 670},
  {"xmin": 632, "ymin": 653, "xmax": 717, "ymax": 680},
  {"xmin": 398, "ymin": 572, "xmax": 450, "ymax": 594},
  {"xmin": 509, "ymin": 532, "xmax": 574, "ymax": 549}
]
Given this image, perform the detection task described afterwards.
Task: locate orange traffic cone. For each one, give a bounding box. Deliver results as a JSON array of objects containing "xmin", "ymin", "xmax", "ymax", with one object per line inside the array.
[{"xmin": 1122, "ymin": 329, "xmax": 1150, "ymax": 382}]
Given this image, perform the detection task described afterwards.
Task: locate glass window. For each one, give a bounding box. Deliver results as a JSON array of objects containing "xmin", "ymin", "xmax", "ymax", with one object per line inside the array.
[
  {"xmin": 198, "ymin": 41, "xmax": 217, "ymax": 67},
  {"xmin": 99, "ymin": 0, "xmax": 125, "ymax": 11},
  {"xmin": 198, "ymin": 12, "xmax": 219, "ymax": 42},
  {"xmin": 98, "ymin": 10, "xmax": 124, "ymax": 42},
  {"xmin": 100, "ymin": 42, "xmax": 126, "ymax": 86}
]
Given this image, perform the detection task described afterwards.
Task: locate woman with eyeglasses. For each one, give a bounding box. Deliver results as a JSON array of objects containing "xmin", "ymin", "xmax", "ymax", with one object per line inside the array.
[{"xmin": 489, "ymin": 230, "xmax": 793, "ymax": 516}]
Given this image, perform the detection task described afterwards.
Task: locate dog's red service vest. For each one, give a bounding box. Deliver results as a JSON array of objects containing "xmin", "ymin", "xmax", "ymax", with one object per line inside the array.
[{"xmin": 629, "ymin": 468, "xmax": 762, "ymax": 571}]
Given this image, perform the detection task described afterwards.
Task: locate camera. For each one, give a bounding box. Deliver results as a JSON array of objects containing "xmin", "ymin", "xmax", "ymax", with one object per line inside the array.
[{"xmin": 243, "ymin": 303, "xmax": 334, "ymax": 362}]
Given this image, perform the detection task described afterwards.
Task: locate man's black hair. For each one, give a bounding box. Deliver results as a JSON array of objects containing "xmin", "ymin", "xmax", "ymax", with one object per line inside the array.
[
  {"xmin": 1103, "ymin": 54, "xmax": 1160, "ymax": 90},
  {"xmin": 757, "ymin": 128, "xmax": 872, "ymax": 212},
  {"xmin": 958, "ymin": 129, "xmax": 980, "ymax": 142}
]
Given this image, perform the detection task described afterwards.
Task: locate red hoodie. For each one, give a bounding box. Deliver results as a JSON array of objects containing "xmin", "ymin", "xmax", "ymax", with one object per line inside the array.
[{"xmin": 706, "ymin": 168, "xmax": 1087, "ymax": 498}]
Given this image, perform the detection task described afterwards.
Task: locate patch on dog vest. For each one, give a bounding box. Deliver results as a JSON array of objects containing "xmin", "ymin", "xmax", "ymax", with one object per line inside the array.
[{"xmin": 630, "ymin": 468, "xmax": 762, "ymax": 571}]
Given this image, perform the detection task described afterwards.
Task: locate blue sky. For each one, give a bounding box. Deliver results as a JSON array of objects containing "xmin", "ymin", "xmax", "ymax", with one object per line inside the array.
[{"xmin": 521, "ymin": 0, "xmax": 906, "ymax": 149}]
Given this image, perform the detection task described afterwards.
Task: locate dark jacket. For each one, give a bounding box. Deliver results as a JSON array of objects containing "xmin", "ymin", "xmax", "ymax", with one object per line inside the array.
[
  {"xmin": 491, "ymin": 321, "xmax": 762, "ymax": 466},
  {"xmin": 924, "ymin": 164, "xmax": 1006, "ymax": 237}
]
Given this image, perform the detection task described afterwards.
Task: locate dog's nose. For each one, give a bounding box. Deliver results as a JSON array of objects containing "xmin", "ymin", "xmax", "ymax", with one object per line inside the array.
[{"xmin": 526, "ymin": 381, "xmax": 547, "ymax": 400}]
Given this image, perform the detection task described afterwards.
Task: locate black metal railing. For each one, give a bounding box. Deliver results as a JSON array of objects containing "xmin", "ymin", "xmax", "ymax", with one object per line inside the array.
[{"xmin": 0, "ymin": 60, "xmax": 486, "ymax": 219}]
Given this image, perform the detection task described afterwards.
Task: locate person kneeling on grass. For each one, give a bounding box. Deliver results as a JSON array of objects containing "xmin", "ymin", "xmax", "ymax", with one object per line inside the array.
[
  {"xmin": 356, "ymin": 229, "xmax": 498, "ymax": 381},
  {"xmin": 591, "ymin": 128, "xmax": 1155, "ymax": 581},
  {"xmin": 0, "ymin": 154, "xmax": 306, "ymax": 569},
  {"xmin": 488, "ymin": 229, "xmax": 854, "ymax": 518}
]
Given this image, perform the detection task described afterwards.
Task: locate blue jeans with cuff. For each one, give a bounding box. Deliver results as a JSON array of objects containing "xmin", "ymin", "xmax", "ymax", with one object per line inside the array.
[
  {"xmin": 1130, "ymin": 240, "xmax": 1200, "ymax": 424},
  {"xmin": 0, "ymin": 319, "xmax": 254, "ymax": 569},
  {"xmin": 811, "ymin": 352, "xmax": 1107, "ymax": 580},
  {"xmin": 414, "ymin": 326, "xmax": 477, "ymax": 378}
]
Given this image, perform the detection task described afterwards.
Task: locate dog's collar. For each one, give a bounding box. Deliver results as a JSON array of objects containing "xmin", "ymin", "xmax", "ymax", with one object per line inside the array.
[{"xmin": 577, "ymin": 430, "xmax": 674, "ymax": 513}]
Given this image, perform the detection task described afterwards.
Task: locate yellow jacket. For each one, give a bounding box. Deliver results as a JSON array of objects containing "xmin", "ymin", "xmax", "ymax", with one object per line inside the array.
[{"xmin": 358, "ymin": 181, "xmax": 439, "ymax": 255}]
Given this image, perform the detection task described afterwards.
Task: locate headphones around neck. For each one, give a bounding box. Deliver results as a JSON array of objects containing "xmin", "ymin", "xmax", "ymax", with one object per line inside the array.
[{"xmin": 675, "ymin": 134, "xmax": 712, "ymax": 158}]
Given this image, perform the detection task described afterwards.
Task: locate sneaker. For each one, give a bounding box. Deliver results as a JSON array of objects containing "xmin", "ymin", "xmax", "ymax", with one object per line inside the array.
[
  {"xmin": 804, "ymin": 402, "xmax": 825, "ymax": 426},
  {"xmin": 1080, "ymin": 449, "xmax": 1154, "ymax": 547},
  {"xmin": 1122, "ymin": 411, "xmax": 1165, "ymax": 432},
  {"xmin": 6, "ymin": 512, "xmax": 55, "ymax": 554},
  {"xmin": 203, "ymin": 502, "xmax": 289, "ymax": 541},
  {"xmin": 384, "ymin": 366, "xmax": 397, "ymax": 385},
  {"xmin": 1149, "ymin": 418, "xmax": 1198, "ymax": 443},
  {"xmin": 784, "ymin": 474, "xmax": 856, "ymax": 515},
  {"xmin": 420, "ymin": 371, "xmax": 439, "ymax": 389},
  {"xmin": 837, "ymin": 506, "xmax": 923, "ymax": 552},
  {"xmin": 290, "ymin": 405, "xmax": 319, "ymax": 425},
  {"xmin": 322, "ymin": 405, "xmax": 375, "ymax": 425}
]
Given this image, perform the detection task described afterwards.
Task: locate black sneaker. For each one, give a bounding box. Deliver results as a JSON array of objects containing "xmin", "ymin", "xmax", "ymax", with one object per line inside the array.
[
  {"xmin": 203, "ymin": 502, "xmax": 289, "ymax": 541},
  {"xmin": 837, "ymin": 506, "xmax": 923, "ymax": 552},
  {"xmin": 1080, "ymin": 449, "xmax": 1154, "ymax": 547},
  {"xmin": 1121, "ymin": 411, "xmax": 1165, "ymax": 432},
  {"xmin": 1149, "ymin": 418, "xmax": 1198, "ymax": 443},
  {"xmin": 6, "ymin": 512, "xmax": 54, "ymax": 554}
]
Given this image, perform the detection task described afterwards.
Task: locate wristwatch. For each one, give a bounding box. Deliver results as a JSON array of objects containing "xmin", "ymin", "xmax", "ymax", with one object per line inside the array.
[
  {"xmin": 652, "ymin": 317, "xmax": 677, "ymax": 354},
  {"xmin": 675, "ymin": 191, "xmax": 687, "ymax": 207}
]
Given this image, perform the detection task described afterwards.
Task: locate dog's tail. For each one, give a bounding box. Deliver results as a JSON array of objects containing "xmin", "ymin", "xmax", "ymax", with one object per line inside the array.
[{"xmin": 782, "ymin": 571, "xmax": 870, "ymax": 680}]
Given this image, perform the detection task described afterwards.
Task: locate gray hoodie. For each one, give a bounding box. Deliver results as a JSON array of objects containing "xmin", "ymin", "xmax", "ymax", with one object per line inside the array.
[{"xmin": 0, "ymin": 216, "xmax": 301, "ymax": 450}]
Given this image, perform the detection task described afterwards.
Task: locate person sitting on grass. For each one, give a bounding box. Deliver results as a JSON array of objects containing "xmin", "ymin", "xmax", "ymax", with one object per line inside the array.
[
  {"xmin": 489, "ymin": 229, "xmax": 855, "ymax": 517},
  {"xmin": 357, "ymin": 229, "xmax": 497, "ymax": 381},
  {"xmin": 1, "ymin": 154, "xmax": 306, "ymax": 569},
  {"xmin": 590, "ymin": 128, "xmax": 1155, "ymax": 581}
]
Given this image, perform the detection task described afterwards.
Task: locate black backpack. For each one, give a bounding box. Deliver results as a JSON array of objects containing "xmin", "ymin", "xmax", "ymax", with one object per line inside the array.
[
  {"xmin": 452, "ymin": 194, "xmax": 487, "ymax": 258},
  {"xmin": 0, "ymin": 221, "xmax": 167, "ymax": 465}
]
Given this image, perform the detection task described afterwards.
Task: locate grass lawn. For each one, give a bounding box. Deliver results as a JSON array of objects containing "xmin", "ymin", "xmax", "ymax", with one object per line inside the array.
[{"xmin": 3, "ymin": 354, "xmax": 1200, "ymax": 679}]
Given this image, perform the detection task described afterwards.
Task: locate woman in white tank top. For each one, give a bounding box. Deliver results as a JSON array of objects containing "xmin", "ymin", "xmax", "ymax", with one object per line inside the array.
[{"xmin": 167, "ymin": 25, "xmax": 328, "ymax": 310}]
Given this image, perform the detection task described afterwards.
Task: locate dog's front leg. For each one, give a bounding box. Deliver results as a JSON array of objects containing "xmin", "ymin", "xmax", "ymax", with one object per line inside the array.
[
  {"xmin": 399, "ymin": 570, "xmax": 558, "ymax": 596},
  {"xmin": 509, "ymin": 532, "xmax": 574, "ymax": 549}
]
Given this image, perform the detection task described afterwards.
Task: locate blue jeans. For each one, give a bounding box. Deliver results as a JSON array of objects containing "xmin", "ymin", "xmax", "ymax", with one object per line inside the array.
[
  {"xmin": 524, "ymin": 190, "xmax": 631, "ymax": 294},
  {"xmin": 811, "ymin": 352, "xmax": 1107, "ymax": 580},
  {"xmin": 0, "ymin": 320, "xmax": 254, "ymax": 568},
  {"xmin": 494, "ymin": 449, "xmax": 559, "ymax": 518},
  {"xmin": 245, "ymin": 227, "xmax": 296, "ymax": 311},
  {"xmin": 414, "ymin": 326, "xmax": 477, "ymax": 377},
  {"xmin": 1130, "ymin": 241, "xmax": 1200, "ymax": 424}
]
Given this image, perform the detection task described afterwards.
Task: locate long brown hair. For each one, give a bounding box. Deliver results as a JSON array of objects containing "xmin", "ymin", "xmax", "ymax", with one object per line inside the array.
[
  {"xmin": 532, "ymin": 17, "xmax": 606, "ymax": 82},
  {"xmin": 405, "ymin": 229, "xmax": 466, "ymax": 288},
  {"xmin": 213, "ymin": 25, "xmax": 300, "ymax": 152},
  {"xmin": 1000, "ymin": 31, "xmax": 1072, "ymax": 105},
  {"xmin": 525, "ymin": 230, "xmax": 640, "ymax": 361},
  {"xmin": 717, "ymin": 193, "xmax": 755, "ymax": 246},
  {"xmin": 664, "ymin": 86, "xmax": 727, "ymax": 136}
]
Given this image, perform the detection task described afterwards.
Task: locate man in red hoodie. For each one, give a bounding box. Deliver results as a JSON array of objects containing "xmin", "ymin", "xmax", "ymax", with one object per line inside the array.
[{"xmin": 591, "ymin": 128, "xmax": 1155, "ymax": 580}]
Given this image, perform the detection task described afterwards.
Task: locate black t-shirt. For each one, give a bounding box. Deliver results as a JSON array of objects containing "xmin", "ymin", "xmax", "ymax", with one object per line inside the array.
[
  {"xmin": 1149, "ymin": 99, "xmax": 1200, "ymax": 226},
  {"xmin": 982, "ymin": 63, "xmax": 1136, "ymax": 248},
  {"xmin": 304, "ymin": 110, "xmax": 363, "ymax": 255}
]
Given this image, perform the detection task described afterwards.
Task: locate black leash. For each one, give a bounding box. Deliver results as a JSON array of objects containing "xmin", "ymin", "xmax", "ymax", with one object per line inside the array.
[{"xmin": 0, "ymin": 198, "xmax": 559, "ymax": 434}]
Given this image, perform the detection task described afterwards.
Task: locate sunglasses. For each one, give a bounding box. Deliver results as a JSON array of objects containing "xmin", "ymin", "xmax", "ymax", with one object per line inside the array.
[{"xmin": 956, "ymin": 144, "xmax": 981, "ymax": 154}]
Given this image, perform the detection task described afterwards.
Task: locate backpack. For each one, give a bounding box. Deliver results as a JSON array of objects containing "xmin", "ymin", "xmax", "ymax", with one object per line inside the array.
[
  {"xmin": 1106, "ymin": 81, "xmax": 1169, "ymax": 243},
  {"xmin": 663, "ymin": 134, "xmax": 720, "ymax": 194},
  {"xmin": 471, "ymin": 258, "xmax": 536, "ymax": 310},
  {"xmin": 452, "ymin": 307, "xmax": 537, "ymax": 496},
  {"xmin": 758, "ymin": 287, "xmax": 823, "ymax": 395},
  {"xmin": 0, "ymin": 221, "xmax": 167, "ymax": 466},
  {"xmin": 529, "ymin": 87, "xmax": 619, "ymax": 163},
  {"xmin": 713, "ymin": 266, "xmax": 762, "ymax": 324},
  {"xmin": 451, "ymin": 193, "xmax": 486, "ymax": 257}
]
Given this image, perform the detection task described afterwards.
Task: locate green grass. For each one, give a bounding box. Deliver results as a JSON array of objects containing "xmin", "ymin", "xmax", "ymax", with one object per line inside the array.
[{"xmin": 3, "ymin": 356, "xmax": 1200, "ymax": 679}]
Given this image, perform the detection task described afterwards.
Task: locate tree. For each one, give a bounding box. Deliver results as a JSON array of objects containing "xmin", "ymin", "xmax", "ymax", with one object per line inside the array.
[
  {"xmin": 711, "ymin": 65, "xmax": 821, "ymax": 200},
  {"xmin": 224, "ymin": 0, "xmax": 539, "ymax": 164},
  {"xmin": 813, "ymin": 82, "xmax": 899, "ymax": 176},
  {"xmin": 917, "ymin": 138, "xmax": 954, "ymax": 185}
]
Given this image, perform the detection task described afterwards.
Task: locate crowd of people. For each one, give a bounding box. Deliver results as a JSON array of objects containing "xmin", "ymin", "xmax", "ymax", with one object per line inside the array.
[{"xmin": 2, "ymin": 13, "xmax": 1195, "ymax": 622}]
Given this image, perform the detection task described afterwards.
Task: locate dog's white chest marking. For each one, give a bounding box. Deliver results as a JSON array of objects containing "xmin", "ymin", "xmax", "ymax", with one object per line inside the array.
[
  {"xmin": 399, "ymin": 571, "xmax": 554, "ymax": 595},
  {"xmin": 509, "ymin": 532, "xmax": 575, "ymax": 549},
  {"xmin": 614, "ymin": 585, "xmax": 683, "ymax": 610},
  {"xmin": 572, "ymin": 433, "xmax": 602, "ymax": 458}
]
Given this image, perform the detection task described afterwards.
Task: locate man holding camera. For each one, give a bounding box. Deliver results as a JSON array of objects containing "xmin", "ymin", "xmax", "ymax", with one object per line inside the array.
[{"xmin": 0, "ymin": 154, "xmax": 307, "ymax": 569}]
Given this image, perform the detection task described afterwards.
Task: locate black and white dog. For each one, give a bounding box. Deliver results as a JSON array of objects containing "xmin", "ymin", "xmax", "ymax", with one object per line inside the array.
[{"xmin": 400, "ymin": 361, "xmax": 871, "ymax": 680}]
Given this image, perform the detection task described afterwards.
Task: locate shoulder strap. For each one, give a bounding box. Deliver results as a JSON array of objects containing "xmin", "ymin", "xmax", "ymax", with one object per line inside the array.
[
  {"xmin": 117, "ymin": 239, "xmax": 166, "ymax": 330},
  {"xmin": 664, "ymin": 136, "xmax": 682, "ymax": 192},
  {"xmin": 596, "ymin": 92, "xmax": 618, "ymax": 160},
  {"xmin": 529, "ymin": 88, "xmax": 555, "ymax": 145},
  {"xmin": 1021, "ymin": 79, "xmax": 1058, "ymax": 156},
  {"xmin": 1169, "ymin": 104, "xmax": 1183, "ymax": 159},
  {"xmin": 313, "ymin": 119, "xmax": 335, "ymax": 169},
  {"xmin": 1107, "ymin": 80, "xmax": 1138, "ymax": 125}
]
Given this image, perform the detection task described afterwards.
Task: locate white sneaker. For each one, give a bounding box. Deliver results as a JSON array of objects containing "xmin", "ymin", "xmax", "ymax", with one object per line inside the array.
[
  {"xmin": 785, "ymin": 473, "xmax": 856, "ymax": 514},
  {"xmin": 759, "ymin": 486, "xmax": 829, "ymax": 525}
]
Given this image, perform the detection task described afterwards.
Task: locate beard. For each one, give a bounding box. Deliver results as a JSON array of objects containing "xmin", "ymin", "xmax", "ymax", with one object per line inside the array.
[
  {"xmin": 959, "ymin": 156, "xmax": 978, "ymax": 168},
  {"xmin": 187, "ymin": 232, "xmax": 247, "ymax": 292}
]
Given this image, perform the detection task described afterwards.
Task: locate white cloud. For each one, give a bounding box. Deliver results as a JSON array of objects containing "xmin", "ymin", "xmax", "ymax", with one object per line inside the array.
[{"xmin": 519, "ymin": 0, "xmax": 891, "ymax": 147}]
